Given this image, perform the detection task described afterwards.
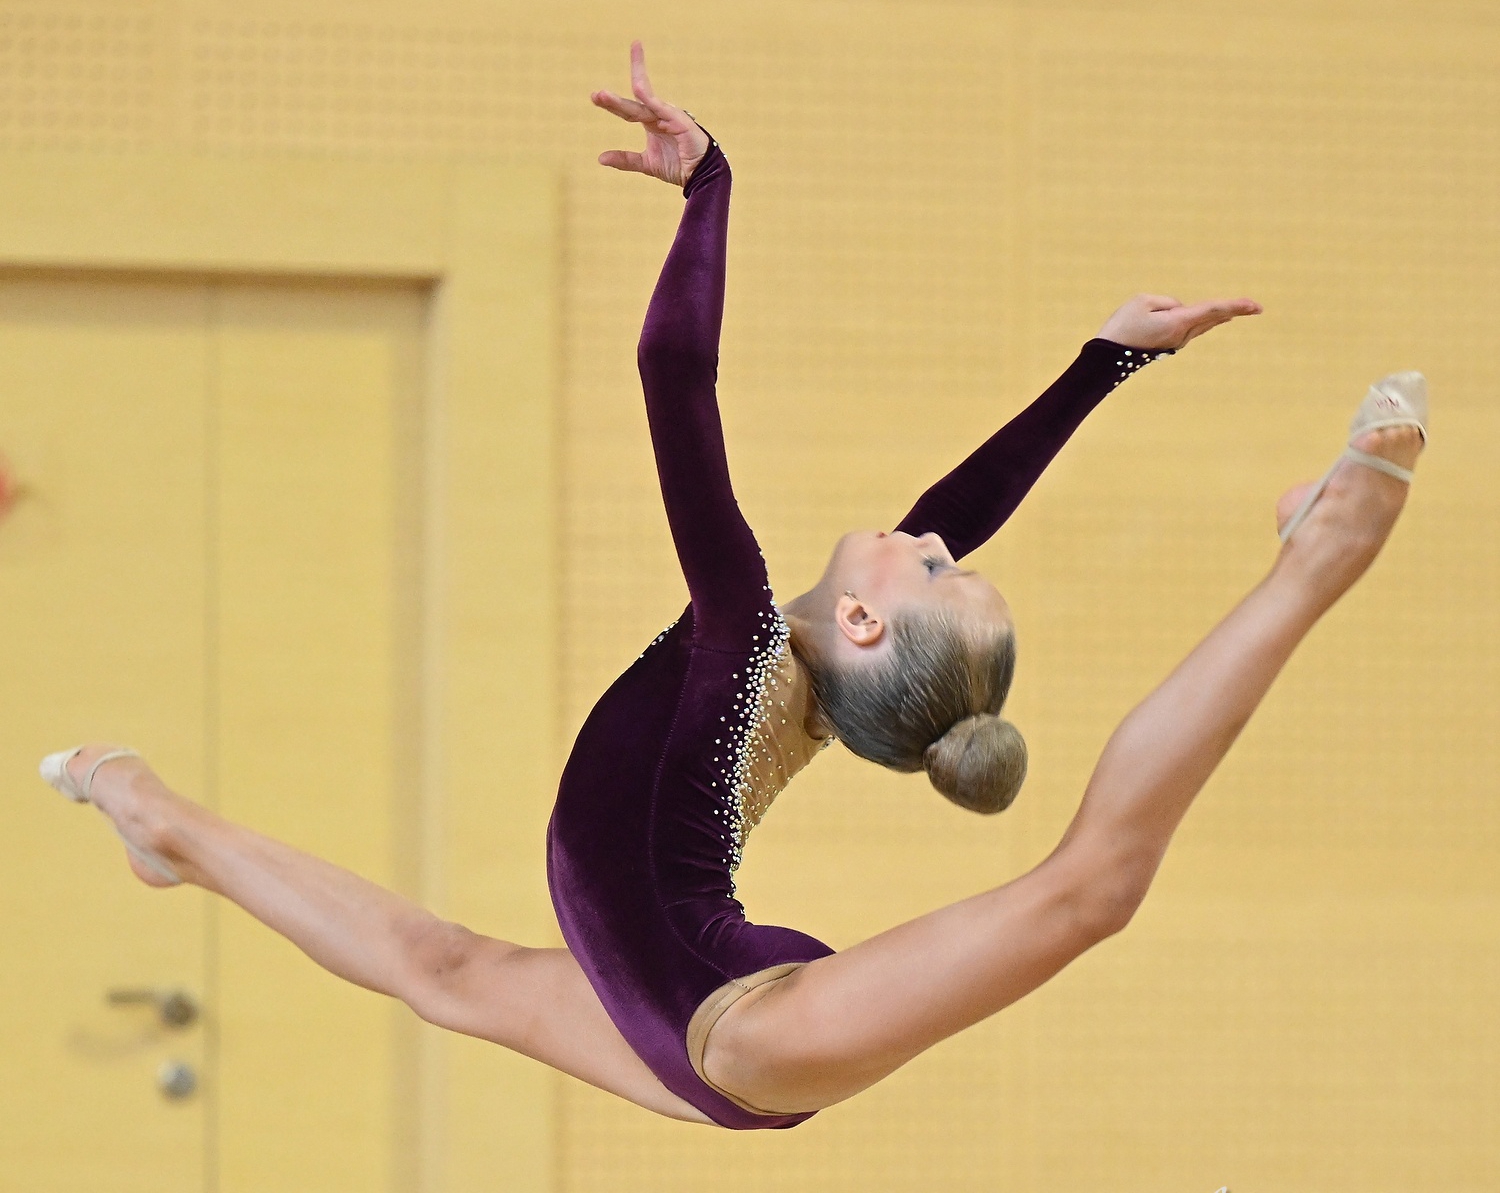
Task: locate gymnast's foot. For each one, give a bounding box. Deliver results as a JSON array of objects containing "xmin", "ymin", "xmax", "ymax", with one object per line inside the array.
[
  {"xmin": 1274, "ymin": 425, "xmax": 1424, "ymax": 598},
  {"xmin": 61, "ymin": 746, "xmax": 194, "ymax": 888}
]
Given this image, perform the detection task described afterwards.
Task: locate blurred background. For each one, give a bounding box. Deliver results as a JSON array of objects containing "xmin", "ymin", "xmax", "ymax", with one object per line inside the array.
[{"xmin": 1, "ymin": 1, "xmax": 1497, "ymax": 1190}]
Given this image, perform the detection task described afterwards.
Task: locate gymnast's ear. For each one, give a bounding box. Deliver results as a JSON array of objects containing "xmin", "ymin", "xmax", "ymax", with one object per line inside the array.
[{"xmin": 833, "ymin": 592, "xmax": 885, "ymax": 648}]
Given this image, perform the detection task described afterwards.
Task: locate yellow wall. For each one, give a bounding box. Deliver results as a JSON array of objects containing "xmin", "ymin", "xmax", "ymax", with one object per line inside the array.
[{"xmin": 3, "ymin": 1, "xmax": 1498, "ymax": 1190}]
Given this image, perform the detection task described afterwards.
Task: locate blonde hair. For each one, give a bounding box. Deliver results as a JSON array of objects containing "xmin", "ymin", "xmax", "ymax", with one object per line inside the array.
[{"xmin": 806, "ymin": 609, "xmax": 1026, "ymax": 813}]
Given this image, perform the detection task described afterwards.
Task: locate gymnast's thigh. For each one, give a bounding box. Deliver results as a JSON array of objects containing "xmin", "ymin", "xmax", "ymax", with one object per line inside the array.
[
  {"xmin": 422, "ymin": 941, "xmax": 713, "ymax": 1125},
  {"xmin": 703, "ymin": 853, "xmax": 1103, "ymax": 1114}
]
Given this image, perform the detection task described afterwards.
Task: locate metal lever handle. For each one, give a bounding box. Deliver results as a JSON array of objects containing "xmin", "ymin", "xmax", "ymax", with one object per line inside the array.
[{"xmin": 106, "ymin": 987, "xmax": 199, "ymax": 1029}]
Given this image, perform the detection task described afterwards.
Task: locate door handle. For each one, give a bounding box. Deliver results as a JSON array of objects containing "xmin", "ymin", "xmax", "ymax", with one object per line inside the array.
[{"xmin": 106, "ymin": 987, "xmax": 199, "ymax": 1029}]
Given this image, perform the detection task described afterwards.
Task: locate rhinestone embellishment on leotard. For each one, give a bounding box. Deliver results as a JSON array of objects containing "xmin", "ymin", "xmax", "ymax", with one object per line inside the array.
[
  {"xmin": 706, "ymin": 597, "xmax": 833, "ymax": 883},
  {"xmin": 721, "ymin": 603, "xmax": 790, "ymax": 872},
  {"xmin": 1113, "ymin": 348, "xmax": 1170, "ymax": 385},
  {"xmin": 635, "ymin": 617, "xmax": 680, "ymax": 660}
]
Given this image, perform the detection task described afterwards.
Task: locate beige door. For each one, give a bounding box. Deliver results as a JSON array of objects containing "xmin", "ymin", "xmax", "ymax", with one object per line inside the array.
[{"xmin": 0, "ymin": 272, "xmax": 426, "ymax": 1191}]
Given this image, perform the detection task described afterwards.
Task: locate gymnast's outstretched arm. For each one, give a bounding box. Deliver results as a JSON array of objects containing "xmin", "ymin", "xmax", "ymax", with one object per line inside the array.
[
  {"xmin": 895, "ymin": 294, "xmax": 1260, "ymax": 559},
  {"xmin": 598, "ymin": 48, "xmax": 770, "ymax": 648},
  {"xmin": 700, "ymin": 421, "xmax": 1423, "ymax": 1116}
]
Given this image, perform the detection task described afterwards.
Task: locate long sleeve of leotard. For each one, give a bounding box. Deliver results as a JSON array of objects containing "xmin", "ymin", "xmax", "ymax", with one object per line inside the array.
[
  {"xmin": 637, "ymin": 141, "xmax": 765, "ymax": 646},
  {"xmin": 893, "ymin": 339, "xmax": 1169, "ymax": 559}
]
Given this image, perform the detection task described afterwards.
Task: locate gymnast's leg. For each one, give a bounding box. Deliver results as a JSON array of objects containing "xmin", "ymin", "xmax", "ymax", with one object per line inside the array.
[
  {"xmin": 60, "ymin": 749, "xmax": 712, "ymax": 1124},
  {"xmin": 704, "ymin": 424, "xmax": 1423, "ymax": 1116}
]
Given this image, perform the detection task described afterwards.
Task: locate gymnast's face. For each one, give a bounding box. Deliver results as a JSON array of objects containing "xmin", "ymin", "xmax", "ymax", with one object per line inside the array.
[{"xmin": 829, "ymin": 530, "xmax": 1011, "ymax": 648}]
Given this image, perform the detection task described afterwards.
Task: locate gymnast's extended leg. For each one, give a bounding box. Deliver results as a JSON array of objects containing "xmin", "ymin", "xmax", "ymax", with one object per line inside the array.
[
  {"xmin": 703, "ymin": 423, "xmax": 1424, "ymax": 1116},
  {"xmin": 53, "ymin": 753, "xmax": 713, "ymax": 1124}
]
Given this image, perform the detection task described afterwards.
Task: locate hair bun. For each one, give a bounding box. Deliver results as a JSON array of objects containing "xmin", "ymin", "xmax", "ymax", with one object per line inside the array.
[{"xmin": 921, "ymin": 713, "xmax": 1027, "ymax": 814}]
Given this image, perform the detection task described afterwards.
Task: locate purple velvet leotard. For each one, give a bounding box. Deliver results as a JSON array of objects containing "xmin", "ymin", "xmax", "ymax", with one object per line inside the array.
[{"xmin": 545, "ymin": 140, "xmax": 1169, "ymax": 1130}]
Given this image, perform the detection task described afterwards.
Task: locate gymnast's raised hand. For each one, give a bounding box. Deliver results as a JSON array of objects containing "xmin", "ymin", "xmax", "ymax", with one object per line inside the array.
[
  {"xmin": 41, "ymin": 43, "xmax": 1419, "ymax": 1131},
  {"xmin": 591, "ymin": 42, "xmax": 710, "ymax": 186},
  {"xmin": 1098, "ymin": 291, "xmax": 1262, "ymax": 351}
]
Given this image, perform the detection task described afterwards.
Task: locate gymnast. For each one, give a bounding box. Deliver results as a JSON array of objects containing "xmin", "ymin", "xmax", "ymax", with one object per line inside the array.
[{"xmin": 41, "ymin": 44, "xmax": 1426, "ymax": 1130}]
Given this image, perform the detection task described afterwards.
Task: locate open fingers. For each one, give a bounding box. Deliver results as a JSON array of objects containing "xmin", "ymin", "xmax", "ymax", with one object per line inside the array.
[
  {"xmin": 630, "ymin": 39, "xmax": 656, "ymax": 103},
  {"xmin": 641, "ymin": 94, "xmax": 693, "ymax": 134},
  {"xmin": 597, "ymin": 149, "xmax": 647, "ymax": 174},
  {"xmin": 592, "ymin": 43, "xmax": 712, "ymax": 184},
  {"xmin": 1173, "ymin": 298, "xmax": 1262, "ymax": 343},
  {"xmin": 591, "ymin": 90, "xmax": 653, "ymax": 124},
  {"xmin": 592, "ymin": 90, "xmax": 688, "ymax": 145},
  {"xmin": 1175, "ymin": 297, "xmax": 1262, "ymax": 325}
]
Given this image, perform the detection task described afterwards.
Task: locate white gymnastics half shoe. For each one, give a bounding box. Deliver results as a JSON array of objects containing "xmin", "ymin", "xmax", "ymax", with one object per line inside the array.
[
  {"xmin": 39, "ymin": 746, "xmax": 183, "ymax": 885},
  {"xmin": 1279, "ymin": 371, "xmax": 1428, "ymax": 544}
]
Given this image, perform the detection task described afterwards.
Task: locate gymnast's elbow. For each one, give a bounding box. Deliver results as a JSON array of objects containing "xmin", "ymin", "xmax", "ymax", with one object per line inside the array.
[
  {"xmin": 1057, "ymin": 844, "xmax": 1158, "ymax": 945},
  {"xmin": 637, "ymin": 336, "xmax": 716, "ymax": 385}
]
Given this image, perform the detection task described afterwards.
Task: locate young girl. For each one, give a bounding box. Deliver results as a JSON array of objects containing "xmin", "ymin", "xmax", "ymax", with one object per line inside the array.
[{"xmin": 43, "ymin": 44, "xmax": 1425, "ymax": 1130}]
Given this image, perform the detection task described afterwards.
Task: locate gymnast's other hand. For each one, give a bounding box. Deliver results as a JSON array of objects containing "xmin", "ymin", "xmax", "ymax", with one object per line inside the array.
[
  {"xmin": 592, "ymin": 41, "xmax": 711, "ymax": 187},
  {"xmin": 1097, "ymin": 293, "xmax": 1262, "ymax": 352}
]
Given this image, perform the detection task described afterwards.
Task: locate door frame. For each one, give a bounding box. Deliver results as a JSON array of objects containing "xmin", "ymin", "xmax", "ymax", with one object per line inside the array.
[{"xmin": 0, "ymin": 151, "xmax": 560, "ymax": 1192}]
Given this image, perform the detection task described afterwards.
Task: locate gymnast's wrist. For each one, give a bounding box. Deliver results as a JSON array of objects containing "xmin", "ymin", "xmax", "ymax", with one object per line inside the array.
[
  {"xmin": 682, "ymin": 132, "xmax": 724, "ymax": 198},
  {"xmin": 1088, "ymin": 336, "xmax": 1174, "ymax": 357}
]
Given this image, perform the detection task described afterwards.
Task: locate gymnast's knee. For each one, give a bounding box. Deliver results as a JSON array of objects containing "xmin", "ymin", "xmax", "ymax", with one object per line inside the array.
[{"xmin": 395, "ymin": 916, "xmax": 520, "ymax": 1017}]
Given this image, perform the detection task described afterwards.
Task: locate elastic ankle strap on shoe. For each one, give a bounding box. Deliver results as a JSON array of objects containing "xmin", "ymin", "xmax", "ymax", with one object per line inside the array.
[
  {"xmin": 83, "ymin": 748, "xmax": 140, "ymax": 802},
  {"xmin": 1342, "ymin": 446, "xmax": 1414, "ymax": 484}
]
